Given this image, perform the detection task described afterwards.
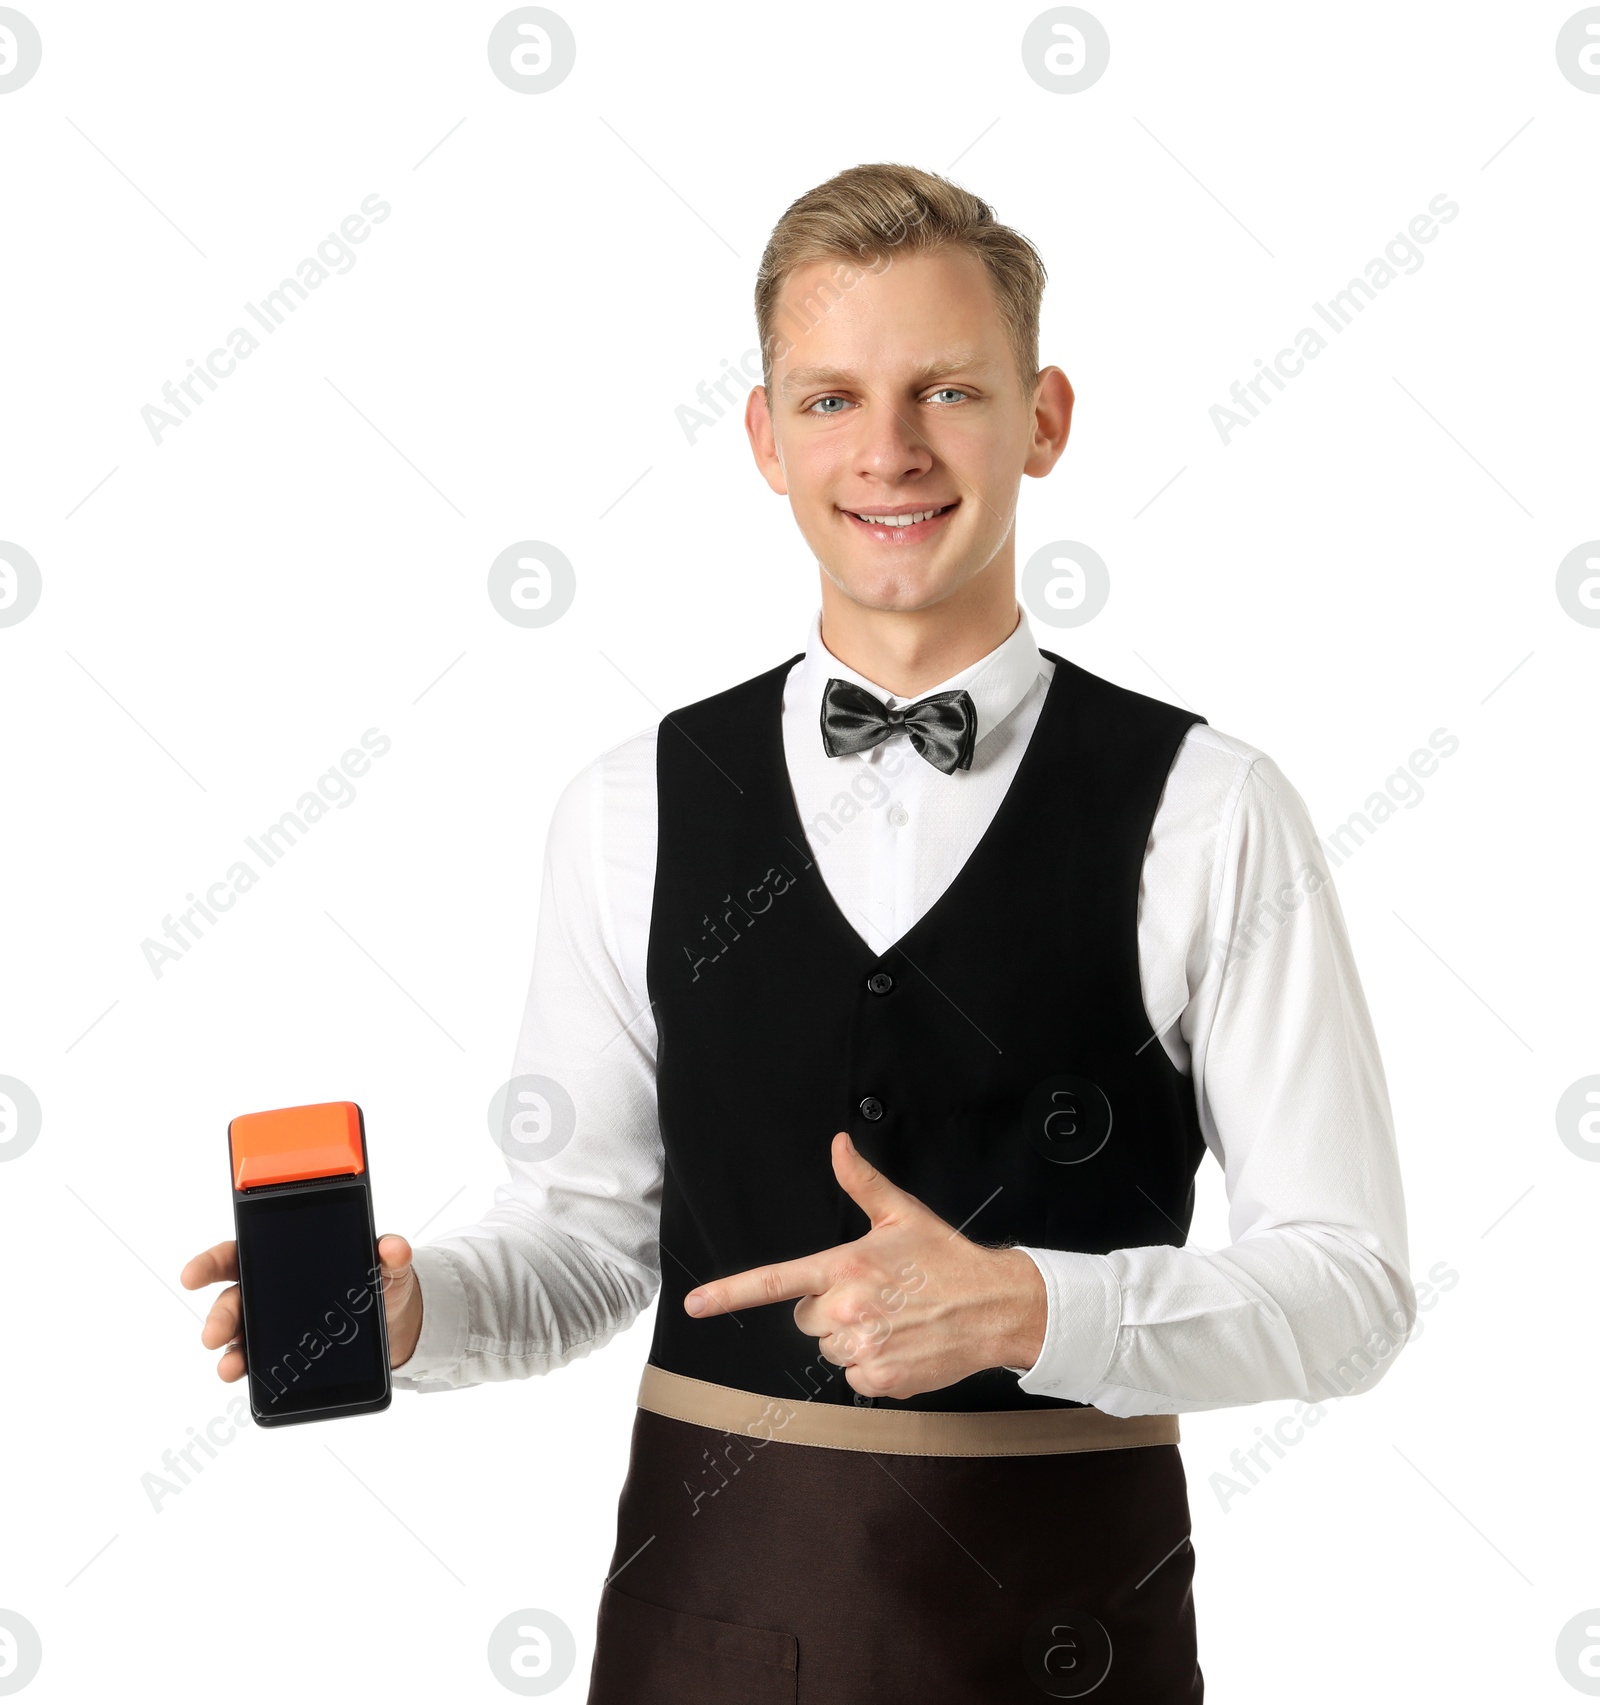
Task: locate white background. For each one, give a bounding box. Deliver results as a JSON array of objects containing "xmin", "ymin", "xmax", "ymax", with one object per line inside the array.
[{"xmin": 2, "ymin": 2, "xmax": 1597, "ymax": 1699}]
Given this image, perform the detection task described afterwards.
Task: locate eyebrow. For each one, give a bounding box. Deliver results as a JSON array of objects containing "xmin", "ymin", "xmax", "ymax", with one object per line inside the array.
[{"xmin": 777, "ymin": 348, "xmax": 994, "ymax": 397}]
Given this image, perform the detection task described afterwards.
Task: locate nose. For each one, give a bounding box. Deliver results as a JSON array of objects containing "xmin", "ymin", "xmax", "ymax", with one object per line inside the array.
[{"xmin": 851, "ymin": 390, "xmax": 934, "ymax": 485}]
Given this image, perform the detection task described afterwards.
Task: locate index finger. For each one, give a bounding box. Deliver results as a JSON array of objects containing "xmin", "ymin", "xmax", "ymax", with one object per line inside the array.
[
  {"xmin": 180, "ymin": 1240, "xmax": 238, "ymax": 1290},
  {"xmin": 686, "ymin": 1249, "xmax": 840, "ymax": 1318}
]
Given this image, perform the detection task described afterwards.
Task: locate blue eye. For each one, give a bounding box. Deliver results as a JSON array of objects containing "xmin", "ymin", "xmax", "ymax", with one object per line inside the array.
[
  {"xmin": 808, "ymin": 396, "xmax": 849, "ymax": 414},
  {"xmin": 929, "ymin": 387, "xmax": 968, "ymax": 403}
]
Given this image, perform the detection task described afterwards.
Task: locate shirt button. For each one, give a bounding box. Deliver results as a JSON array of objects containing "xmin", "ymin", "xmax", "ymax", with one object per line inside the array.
[
  {"xmin": 887, "ymin": 803, "xmax": 909, "ymax": 828},
  {"xmin": 867, "ymin": 972, "xmax": 894, "ymax": 995},
  {"xmin": 859, "ymin": 1096, "xmax": 884, "ymax": 1121}
]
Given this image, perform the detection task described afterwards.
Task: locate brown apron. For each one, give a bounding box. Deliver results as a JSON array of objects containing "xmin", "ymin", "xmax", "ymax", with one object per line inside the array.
[{"xmin": 587, "ymin": 1375, "xmax": 1202, "ymax": 1703}]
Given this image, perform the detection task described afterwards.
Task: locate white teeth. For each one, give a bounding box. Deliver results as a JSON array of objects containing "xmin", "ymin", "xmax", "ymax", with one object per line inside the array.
[{"xmin": 855, "ymin": 506, "xmax": 945, "ymax": 526}]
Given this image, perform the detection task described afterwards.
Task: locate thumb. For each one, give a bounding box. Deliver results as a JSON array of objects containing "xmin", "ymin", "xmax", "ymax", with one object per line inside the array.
[
  {"xmin": 830, "ymin": 1131, "xmax": 927, "ymax": 1228},
  {"xmin": 376, "ymin": 1233, "xmax": 415, "ymax": 1296},
  {"xmin": 377, "ymin": 1232, "xmax": 413, "ymax": 1270}
]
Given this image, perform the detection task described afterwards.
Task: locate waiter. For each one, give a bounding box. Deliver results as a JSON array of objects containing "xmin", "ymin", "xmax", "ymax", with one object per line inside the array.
[{"xmin": 187, "ymin": 163, "xmax": 1412, "ymax": 1701}]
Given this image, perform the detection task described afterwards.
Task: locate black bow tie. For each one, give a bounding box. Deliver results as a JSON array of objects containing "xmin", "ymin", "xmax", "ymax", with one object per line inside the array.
[{"xmin": 820, "ymin": 677, "xmax": 977, "ymax": 774}]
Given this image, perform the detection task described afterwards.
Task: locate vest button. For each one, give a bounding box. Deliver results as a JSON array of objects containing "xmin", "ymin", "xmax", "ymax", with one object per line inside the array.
[
  {"xmin": 866, "ymin": 971, "xmax": 894, "ymax": 995},
  {"xmin": 859, "ymin": 1096, "xmax": 884, "ymax": 1121}
]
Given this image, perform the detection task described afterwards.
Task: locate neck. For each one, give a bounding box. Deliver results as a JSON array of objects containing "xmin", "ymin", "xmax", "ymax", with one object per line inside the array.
[{"xmin": 817, "ymin": 550, "xmax": 1021, "ymax": 698}]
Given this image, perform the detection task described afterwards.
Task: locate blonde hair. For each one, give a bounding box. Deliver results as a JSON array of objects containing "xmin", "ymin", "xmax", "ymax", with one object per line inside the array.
[{"xmin": 753, "ymin": 162, "xmax": 1048, "ymax": 395}]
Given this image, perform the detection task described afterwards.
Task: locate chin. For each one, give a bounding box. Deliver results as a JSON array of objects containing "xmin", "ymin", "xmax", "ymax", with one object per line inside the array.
[{"xmin": 823, "ymin": 560, "xmax": 962, "ymax": 614}]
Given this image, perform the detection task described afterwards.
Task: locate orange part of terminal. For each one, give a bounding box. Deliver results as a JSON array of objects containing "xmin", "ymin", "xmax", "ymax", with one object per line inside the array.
[{"xmin": 230, "ymin": 1101, "xmax": 365, "ymax": 1191}]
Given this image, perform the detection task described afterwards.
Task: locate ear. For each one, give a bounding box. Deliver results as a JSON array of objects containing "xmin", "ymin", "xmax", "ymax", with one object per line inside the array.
[
  {"xmin": 1023, "ymin": 366, "xmax": 1074, "ymax": 479},
  {"xmin": 745, "ymin": 383, "xmax": 789, "ymax": 496}
]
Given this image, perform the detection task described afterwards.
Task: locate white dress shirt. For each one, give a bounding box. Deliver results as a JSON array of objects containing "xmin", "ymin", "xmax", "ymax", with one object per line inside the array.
[{"xmin": 393, "ymin": 607, "xmax": 1414, "ymax": 1417}]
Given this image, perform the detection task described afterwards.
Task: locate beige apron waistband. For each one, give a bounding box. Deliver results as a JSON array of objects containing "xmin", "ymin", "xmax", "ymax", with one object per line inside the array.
[{"xmin": 636, "ymin": 1364, "xmax": 1179, "ymax": 1458}]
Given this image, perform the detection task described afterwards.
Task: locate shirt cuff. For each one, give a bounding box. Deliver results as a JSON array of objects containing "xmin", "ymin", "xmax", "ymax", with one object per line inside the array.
[
  {"xmin": 390, "ymin": 1245, "xmax": 472, "ymax": 1391},
  {"xmin": 1001, "ymin": 1247, "xmax": 1122, "ymax": 1401}
]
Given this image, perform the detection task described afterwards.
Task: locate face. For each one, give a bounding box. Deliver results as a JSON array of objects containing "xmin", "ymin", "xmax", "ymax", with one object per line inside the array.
[{"xmin": 746, "ymin": 246, "xmax": 1072, "ymax": 615}]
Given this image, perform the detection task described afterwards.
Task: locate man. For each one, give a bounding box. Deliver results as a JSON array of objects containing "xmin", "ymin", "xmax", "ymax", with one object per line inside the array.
[{"xmin": 184, "ymin": 163, "xmax": 1412, "ymax": 1701}]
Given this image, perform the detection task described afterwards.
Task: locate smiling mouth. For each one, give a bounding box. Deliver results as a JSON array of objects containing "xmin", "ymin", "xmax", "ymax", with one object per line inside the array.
[{"xmin": 841, "ymin": 501, "xmax": 960, "ymax": 542}]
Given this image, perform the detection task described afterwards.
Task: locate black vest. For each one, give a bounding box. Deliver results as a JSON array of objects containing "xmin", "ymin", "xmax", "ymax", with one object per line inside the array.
[{"xmin": 643, "ymin": 650, "xmax": 1207, "ymax": 1413}]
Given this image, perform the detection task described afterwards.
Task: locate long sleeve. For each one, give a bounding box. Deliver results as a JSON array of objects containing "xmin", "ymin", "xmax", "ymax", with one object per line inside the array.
[
  {"xmin": 1009, "ymin": 734, "xmax": 1416, "ymax": 1416},
  {"xmin": 390, "ymin": 624, "xmax": 1414, "ymax": 1416},
  {"xmin": 392, "ymin": 730, "xmax": 664, "ymax": 1392}
]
